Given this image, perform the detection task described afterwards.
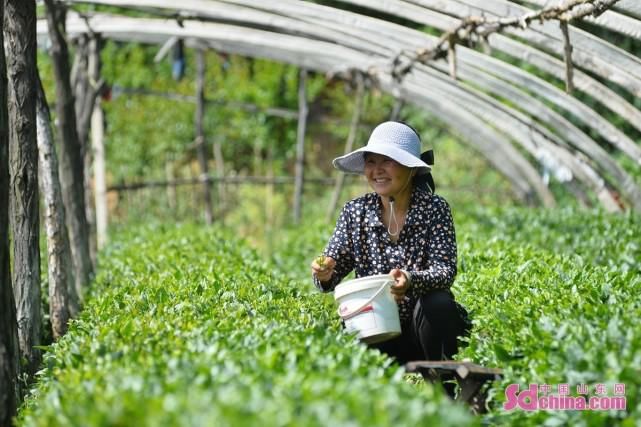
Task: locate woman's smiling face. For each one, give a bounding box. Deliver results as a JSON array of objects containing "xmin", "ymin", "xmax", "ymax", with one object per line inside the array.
[{"xmin": 363, "ymin": 153, "xmax": 414, "ymax": 198}]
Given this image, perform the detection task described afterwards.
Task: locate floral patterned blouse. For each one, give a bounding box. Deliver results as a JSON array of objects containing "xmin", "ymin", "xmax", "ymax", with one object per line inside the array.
[{"xmin": 314, "ymin": 187, "xmax": 457, "ymax": 323}]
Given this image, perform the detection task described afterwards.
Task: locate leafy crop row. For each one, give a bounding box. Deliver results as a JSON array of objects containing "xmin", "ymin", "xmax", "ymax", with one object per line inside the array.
[
  {"xmin": 460, "ymin": 207, "xmax": 640, "ymax": 272},
  {"xmin": 19, "ymin": 225, "xmax": 472, "ymax": 426},
  {"xmin": 19, "ymin": 206, "xmax": 641, "ymax": 426},
  {"xmin": 456, "ymin": 236, "xmax": 640, "ymax": 426},
  {"xmin": 268, "ymin": 206, "xmax": 641, "ymax": 426}
]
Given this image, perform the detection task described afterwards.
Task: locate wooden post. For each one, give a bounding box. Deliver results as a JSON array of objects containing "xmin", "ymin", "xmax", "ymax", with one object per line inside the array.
[
  {"xmin": 327, "ymin": 74, "xmax": 365, "ymax": 221},
  {"xmin": 293, "ymin": 68, "xmax": 308, "ymax": 224},
  {"xmin": 165, "ymin": 159, "xmax": 176, "ymax": 212},
  {"xmin": 389, "ymin": 98, "xmax": 404, "ymax": 121},
  {"xmin": 123, "ymin": 178, "xmax": 130, "ymax": 221},
  {"xmin": 560, "ymin": 21, "xmax": 575, "ymax": 94},
  {"xmin": 266, "ymin": 142, "xmax": 274, "ymax": 244},
  {"xmin": 89, "ymin": 36, "xmax": 108, "ymax": 250},
  {"xmin": 5, "ymin": 0, "xmax": 42, "ymax": 378},
  {"xmin": 73, "ymin": 35, "xmax": 98, "ymax": 265},
  {"xmin": 91, "ymin": 92, "xmax": 107, "ymax": 250},
  {"xmin": 195, "ymin": 48, "xmax": 213, "ymax": 225},
  {"xmin": 448, "ymin": 39, "xmax": 457, "ymax": 80},
  {"xmin": 212, "ymin": 139, "xmax": 226, "ymax": 222},
  {"xmin": 36, "ymin": 75, "xmax": 75, "ymax": 337},
  {"xmin": 0, "ymin": 0, "xmax": 21, "ymax": 418}
]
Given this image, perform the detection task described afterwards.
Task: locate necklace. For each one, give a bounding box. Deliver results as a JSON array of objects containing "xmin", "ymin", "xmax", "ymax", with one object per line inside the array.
[{"xmin": 387, "ymin": 199, "xmax": 406, "ymax": 237}]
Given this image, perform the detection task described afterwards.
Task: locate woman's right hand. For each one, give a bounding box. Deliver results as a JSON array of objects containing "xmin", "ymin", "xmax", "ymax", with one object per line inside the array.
[{"xmin": 311, "ymin": 256, "xmax": 336, "ymax": 283}]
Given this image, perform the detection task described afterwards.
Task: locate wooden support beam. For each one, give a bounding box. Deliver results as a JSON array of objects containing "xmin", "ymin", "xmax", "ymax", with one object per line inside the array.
[
  {"xmin": 212, "ymin": 138, "xmax": 226, "ymax": 223},
  {"xmin": 165, "ymin": 159, "xmax": 177, "ymax": 211},
  {"xmin": 195, "ymin": 48, "xmax": 213, "ymax": 225},
  {"xmin": 389, "ymin": 97, "xmax": 404, "ymax": 121},
  {"xmin": 90, "ymin": 36, "xmax": 108, "ymax": 250},
  {"xmin": 560, "ymin": 20, "xmax": 575, "ymax": 94},
  {"xmin": 447, "ymin": 38, "xmax": 457, "ymax": 80},
  {"xmin": 293, "ymin": 68, "xmax": 308, "ymax": 224},
  {"xmin": 327, "ymin": 74, "xmax": 365, "ymax": 221}
]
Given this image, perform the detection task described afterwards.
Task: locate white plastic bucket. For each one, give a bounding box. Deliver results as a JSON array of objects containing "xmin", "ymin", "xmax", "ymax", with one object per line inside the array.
[{"xmin": 334, "ymin": 274, "xmax": 401, "ymax": 344}]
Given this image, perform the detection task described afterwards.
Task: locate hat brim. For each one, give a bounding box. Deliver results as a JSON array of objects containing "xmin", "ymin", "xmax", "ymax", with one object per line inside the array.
[{"xmin": 332, "ymin": 145, "xmax": 431, "ymax": 175}]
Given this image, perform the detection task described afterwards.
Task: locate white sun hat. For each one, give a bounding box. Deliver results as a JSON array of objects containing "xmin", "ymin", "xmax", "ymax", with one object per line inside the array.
[{"xmin": 332, "ymin": 121, "xmax": 431, "ymax": 175}]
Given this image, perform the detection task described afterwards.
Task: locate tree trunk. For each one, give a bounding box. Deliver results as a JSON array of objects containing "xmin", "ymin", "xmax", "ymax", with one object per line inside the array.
[
  {"xmin": 44, "ymin": 0, "xmax": 94, "ymax": 300},
  {"xmin": 0, "ymin": 1, "xmax": 21, "ymax": 421},
  {"xmin": 5, "ymin": 0, "xmax": 42, "ymax": 378},
  {"xmin": 36, "ymin": 75, "xmax": 76, "ymax": 338}
]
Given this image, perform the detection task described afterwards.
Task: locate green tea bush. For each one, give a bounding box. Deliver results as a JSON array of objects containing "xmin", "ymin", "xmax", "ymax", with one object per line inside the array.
[
  {"xmin": 271, "ymin": 206, "xmax": 641, "ymax": 426},
  {"xmin": 19, "ymin": 224, "xmax": 472, "ymax": 427},
  {"xmin": 460, "ymin": 206, "xmax": 640, "ymax": 272},
  {"xmin": 20, "ymin": 206, "xmax": 640, "ymax": 426},
  {"xmin": 455, "ymin": 237, "xmax": 640, "ymax": 426}
]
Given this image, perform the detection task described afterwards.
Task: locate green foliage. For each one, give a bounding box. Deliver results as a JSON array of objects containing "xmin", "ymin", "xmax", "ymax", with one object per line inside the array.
[
  {"xmin": 19, "ymin": 224, "xmax": 472, "ymax": 427},
  {"xmin": 21, "ymin": 199, "xmax": 641, "ymax": 426},
  {"xmin": 97, "ymin": 42, "xmax": 336, "ymax": 182},
  {"xmin": 267, "ymin": 206, "xmax": 641, "ymax": 426},
  {"xmin": 457, "ymin": 207, "xmax": 641, "ymax": 272},
  {"xmin": 454, "ymin": 207, "xmax": 641, "ymax": 426}
]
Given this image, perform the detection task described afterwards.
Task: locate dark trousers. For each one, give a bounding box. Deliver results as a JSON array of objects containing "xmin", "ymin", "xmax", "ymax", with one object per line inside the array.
[{"xmin": 369, "ymin": 290, "xmax": 470, "ymax": 365}]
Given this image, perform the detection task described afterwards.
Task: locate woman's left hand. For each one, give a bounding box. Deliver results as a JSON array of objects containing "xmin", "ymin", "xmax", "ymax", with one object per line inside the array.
[{"xmin": 389, "ymin": 269, "xmax": 410, "ymax": 303}]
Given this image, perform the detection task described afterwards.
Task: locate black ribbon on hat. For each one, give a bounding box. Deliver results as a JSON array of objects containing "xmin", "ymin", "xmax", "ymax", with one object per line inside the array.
[{"xmin": 414, "ymin": 149, "xmax": 435, "ymax": 193}]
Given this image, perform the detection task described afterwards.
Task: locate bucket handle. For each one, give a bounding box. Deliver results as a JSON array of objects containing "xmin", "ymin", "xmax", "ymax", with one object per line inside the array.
[{"xmin": 338, "ymin": 278, "xmax": 394, "ymax": 321}]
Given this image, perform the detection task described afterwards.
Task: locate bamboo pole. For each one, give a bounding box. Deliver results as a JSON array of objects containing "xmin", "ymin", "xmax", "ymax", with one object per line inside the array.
[{"xmin": 293, "ymin": 68, "xmax": 308, "ymax": 224}]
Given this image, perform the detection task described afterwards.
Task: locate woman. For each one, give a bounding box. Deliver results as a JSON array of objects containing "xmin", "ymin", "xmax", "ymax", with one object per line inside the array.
[{"xmin": 311, "ymin": 121, "xmax": 470, "ymax": 366}]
